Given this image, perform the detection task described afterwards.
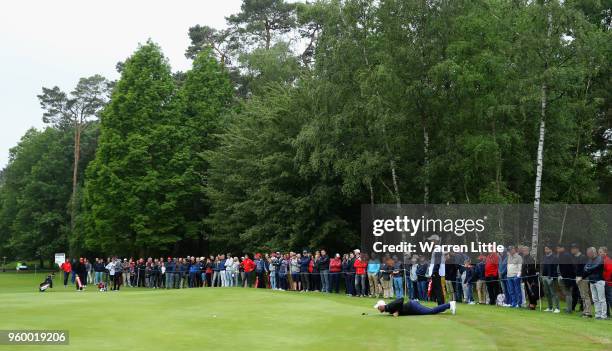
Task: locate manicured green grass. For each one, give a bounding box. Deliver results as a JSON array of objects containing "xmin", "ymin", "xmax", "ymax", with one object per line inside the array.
[{"xmin": 1, "ymin": 273, "xmax": 610, "ymax": 351}]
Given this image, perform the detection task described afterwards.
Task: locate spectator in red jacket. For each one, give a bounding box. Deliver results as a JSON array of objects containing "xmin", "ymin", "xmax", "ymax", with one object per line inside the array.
[
  {"xmin": 308, "ymin": 256, "xmax": 318, "ymax": 291},
  {"xmin": 241, "ymin": 255, "xmax": 255, "ymax": 288},
  {"xmin": 60, "ymin": 259, "xmax": 71, "ymax": 288},
  {"xmin": 354, "ymin": 253, "xmax": 368, "ymax": 297},
  {"xmin": 484, "ymin": 252, "xmax": 500, "ymax": 305},
  {"xmin": 330, "ymin": 253, "xmax": 342, "ymax": 293},
  {"xmin": 600, "ymin": 247, "xmax": 611, "ymax": 317}
]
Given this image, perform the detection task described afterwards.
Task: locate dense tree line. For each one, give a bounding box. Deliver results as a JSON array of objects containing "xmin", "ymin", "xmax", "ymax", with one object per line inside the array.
[{"xmin": 0, "ymin": 0, "xmax": 609, "ymax": 264}]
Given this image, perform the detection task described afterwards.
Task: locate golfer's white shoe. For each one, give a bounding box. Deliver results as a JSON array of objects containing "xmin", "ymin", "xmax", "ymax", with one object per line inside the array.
[{"xmin": 450, "ymin": 301, "xmax": 456, "ymax": 315}]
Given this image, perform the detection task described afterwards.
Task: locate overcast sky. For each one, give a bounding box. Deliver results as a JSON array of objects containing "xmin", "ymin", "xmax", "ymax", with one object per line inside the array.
[{"xmin": 0, "ymin": 0, "xmax": 242, "ymax": 168}]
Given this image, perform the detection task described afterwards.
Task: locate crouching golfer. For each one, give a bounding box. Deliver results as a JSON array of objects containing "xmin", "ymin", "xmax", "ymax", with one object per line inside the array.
[{"xmin": 374, "ymin": 298, "xmax": 456, "ymax": 316}]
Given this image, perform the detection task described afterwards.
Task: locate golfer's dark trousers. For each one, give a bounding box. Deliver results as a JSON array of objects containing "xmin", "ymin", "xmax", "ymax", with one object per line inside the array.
[
  {"xmin": 407, "ymin": 301, "xmax": 450, "ymax": 315},
  {"xmin": 138, "ymin": 271, "xmax": 146, "ymax": 287},
  {"xmin": 256, "ymin": 271, "xmax": 266, "ymax": 288},
  {"xmin": 300, "ymin": 272, "xmax": 309, "ymax": 291},
  {"xmin": 113, "ymin": 274, "xmax": 121, "ymax": 290},
  {"xmin": 485, "ymin": 276, "xmax": 499, "ymax": 305},
  {"xmin": 571, "ymin": 281, "xmax": 582, "ymax": 311},
  {"xmin": 310, "ymin": 273, "xmax": 320, "ymax": 291},
  {"xmin": 431, "ymin": 273, "xmax": 444, "ymax": 305},
  {"xmin": 189, "ymin": 272, "xmax": 197, "ymax": 288},
  {"xmin": 245, "ymin": 271, "xmax": 254, "ymax": 287},
  {"xmin": 524, "ymin": 276, "xmax": 539, "ymax": 307},
  {"xmin": 63, "ymin": 272, "xmax": 69, "ymax": 286},
  {"xmin": 330, "ymin": 272, "xmax": 340, "ymax": 293},
  {"xmin": 345, "ymin": 273, "xmax": 355, "ymax": 295}
]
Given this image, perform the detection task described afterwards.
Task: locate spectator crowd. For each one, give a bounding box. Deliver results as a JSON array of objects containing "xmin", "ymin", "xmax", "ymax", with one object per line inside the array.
[{"xmin": 59, "ymin": 242, "xmax": 612, "ymax": 320}]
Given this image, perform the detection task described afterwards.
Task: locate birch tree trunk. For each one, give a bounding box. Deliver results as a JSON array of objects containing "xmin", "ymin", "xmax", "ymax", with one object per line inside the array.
[
  {"xmin": 422, "ymin": 116, "xmax": 430, "ymax": 205},
  {"xmin": 531, "ymin": 83, "xmax": 547, "ymax": 258},
  {"xmin": 71, "ymin": 120, "xmax": 81, "ymax": 232},
  {"xmin": 531, "ymin": 5, "xmax": 552, "ymax": 260},
  {"xmin": 368, "ymin": 179, "xmax": 374, "ymax": 206},
  {"xmin": 390, "ymin": 159, "xmax": 401, "ymax": 207},
  {"xmin": 381, "ymin": 124, "xmax": 401, "ymax": 207}
]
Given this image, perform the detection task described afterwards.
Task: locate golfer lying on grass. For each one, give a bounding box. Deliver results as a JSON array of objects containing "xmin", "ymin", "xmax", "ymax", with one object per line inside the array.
[{"xmin": 374, "ymin": 298, "xmax": 456, "ymax": 316}]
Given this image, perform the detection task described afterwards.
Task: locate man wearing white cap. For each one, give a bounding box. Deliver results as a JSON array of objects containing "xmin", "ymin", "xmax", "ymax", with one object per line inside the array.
[
  {"xmin": 426, "ymin": 234, "xmax": 446, "ymax": 305},
  {"xmin": 374, "ymin": 298, "xmax": 456, "ymax": 316}
]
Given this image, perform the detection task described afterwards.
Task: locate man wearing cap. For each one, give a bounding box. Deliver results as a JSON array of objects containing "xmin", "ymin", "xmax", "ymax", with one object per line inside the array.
[
  {"xmin": 374, "ymin": 297, "xmax": 456, "ymax": 316},
  {"xmin": 426, "ymin": 234, "xmax": 446, "ymax": 305}
]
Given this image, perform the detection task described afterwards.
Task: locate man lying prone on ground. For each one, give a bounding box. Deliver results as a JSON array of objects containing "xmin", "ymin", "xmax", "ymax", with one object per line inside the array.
[{"xmin": 374, "ymin": 298, "xmax": 456, "ymax": 316}]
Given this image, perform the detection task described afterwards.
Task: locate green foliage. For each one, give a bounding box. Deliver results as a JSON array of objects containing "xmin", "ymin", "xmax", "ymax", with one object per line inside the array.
[
  {"xmin": 1, "ymin": 0, "xmax": 609, "ymax": 258},
  {"xmin": 227, "ymin": 0, "xmax": 298, "ymax": 49},
  {"xmin": 83, "ymin": 41, "xmax": 179, "ymax": 255},
  {"xmin": 82, "ymin": 43, "xmax": 233, "ymax": 256},
  {"xmin": 0, "ymin": 127, "xmax": 92, "ymax": 260},
  {"xmin": 206, "ymin": 85, "xmax": 357, "ymax": 253}
]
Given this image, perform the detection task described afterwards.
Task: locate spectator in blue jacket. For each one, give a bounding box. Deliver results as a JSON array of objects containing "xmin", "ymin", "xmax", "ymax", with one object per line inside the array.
[
  {"xmin": 255, "ymin": 254, "xmax": 269, "ymax": 288},
  {"xmin": 179, "ymin": 259, "xmax": 188, "ymax": 288},
  {"xmin": 212, "ymin": 256, "xmax": 221, "ymax": 287},
  {"xmin": 189, "ymin": 260, "xmax": 200, "ymax": 288},
  {"xmin": 581, "ymin": 247, "xmax": 606, "ymax": 319},
  {"xmin": 391, "ymin": 257, "xmax": 404, "ymax": 299},
  {"xmin": 367, "ymin": 255, "xmax": 381, "ymax": 297},
  {"xmin": 463, "ymin": 257, "xmax": 476, "ymax": 304},
  {"xmin": 343, "ymin": 253, "xmax": 356, "ymax": 296},
  {"xmin": 474, "ymin": 256, "xmax": 486, "ymax": 304},
  {"xmin": 498, "ymin": 248, "xmax": 510, "ymax": 306},
  {"xmin": 416, "ymin": 257, "xmax": 429, "ymax": 301}
]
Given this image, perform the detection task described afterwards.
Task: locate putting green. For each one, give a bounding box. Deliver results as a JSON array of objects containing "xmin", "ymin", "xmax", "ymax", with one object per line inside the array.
[{"xmin": 1, "ymin": 273, "xmax": 610, "ymax": 350}]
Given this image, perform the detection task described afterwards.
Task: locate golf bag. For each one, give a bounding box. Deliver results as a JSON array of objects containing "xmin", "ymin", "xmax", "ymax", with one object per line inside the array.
[
  {"xmin": 97, "ymin": 281, "xmax": 108, "ymax": 292},
  {"xmin": 39, "ymin": 274, "xmax": 53, "ymax": 292}
]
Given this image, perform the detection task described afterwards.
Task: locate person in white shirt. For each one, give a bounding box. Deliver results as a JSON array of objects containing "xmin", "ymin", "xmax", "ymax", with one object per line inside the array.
[
  {"xmin": 225, "ymin": 255, "xmax": 234, "ymax": 287},
  {"xmin": 506, "ymin": 246, "xmax": 523, "ymax": 308},
  {"xmin": 426, "ymin": 235, "xmax": 446, "ymax": 305},
  {"xmin": 409, "ymin": 256, "xmax": 418, "ymax": 300},
  {"xmin": 232, "ymin": 257, "xmax": 240, "ymax": 286}
]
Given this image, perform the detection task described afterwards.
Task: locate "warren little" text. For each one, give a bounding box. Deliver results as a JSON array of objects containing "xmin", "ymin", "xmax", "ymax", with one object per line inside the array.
[{"xmin": 372, "ymin": 241, "xmax": 503, "ymax": 254}]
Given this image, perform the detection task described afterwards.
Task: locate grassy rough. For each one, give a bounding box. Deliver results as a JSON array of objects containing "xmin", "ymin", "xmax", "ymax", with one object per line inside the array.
[{"xmin": 1, "ymin": 273, "xmax": 610, "ymax": 351}]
